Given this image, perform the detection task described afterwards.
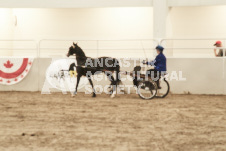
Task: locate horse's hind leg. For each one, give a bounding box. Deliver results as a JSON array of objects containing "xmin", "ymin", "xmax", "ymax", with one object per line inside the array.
[
  {"xmin": 113, "ymin": 59, "xmax": 121, "ymax": 83},
  {"xmin": 114, "ymin": 64, "xmax": 125, "ymax": 94},
  {"xmin": 105, "ymin": 72, "xmax": 117, "ymax": 98},
  {"xmin": 111, "ymin": 70, "xmax": 119, "ymax": 98},
  {"xmin": 116, "ymin": 67, "xmax": 121, "ymax": 84},
  {"xmin": 87, "ymin": 76, "xmax": 96, "ymax": 97},
  {"xmin": 105, "ymin": 72, "xmax": 115, "ymax": 92}
]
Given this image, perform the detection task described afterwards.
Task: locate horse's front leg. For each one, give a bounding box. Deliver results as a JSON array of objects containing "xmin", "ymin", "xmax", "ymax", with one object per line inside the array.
[
  {"xmin": 87, "ymin": 75, "xmax": 96, "ymax": 97},
  {"xmin": 72, "ymin": 74, "xmax": 81, "ymax": 97}
]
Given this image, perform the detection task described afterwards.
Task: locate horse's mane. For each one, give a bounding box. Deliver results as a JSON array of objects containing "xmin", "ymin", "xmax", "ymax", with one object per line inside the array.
[{"xmin": 75, "ymin": 45, "xmax": 86, "ymax": 58}]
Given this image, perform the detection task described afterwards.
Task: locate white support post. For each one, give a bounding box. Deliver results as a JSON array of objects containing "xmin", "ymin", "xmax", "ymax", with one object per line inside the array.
[
  {"xmin": 153, "ymin": 0, "xmax": 168, "ymax": 39},
  {"xmin": 153, "ymin": 0, "xmax": 173, "ymax": 56}
]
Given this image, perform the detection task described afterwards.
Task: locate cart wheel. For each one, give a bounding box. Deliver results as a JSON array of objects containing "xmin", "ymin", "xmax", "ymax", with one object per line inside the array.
[
  {"xmin": 155, "ymin": 78, "xmax": 170, "ymax": 98},
  {"xmin": 137, "ymin": 80, "xmax": 157, "ymax": 100}
]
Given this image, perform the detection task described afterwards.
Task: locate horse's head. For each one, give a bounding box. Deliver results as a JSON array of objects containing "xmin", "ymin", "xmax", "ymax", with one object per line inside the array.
[{"xmin": 66, "ymin": 42, "xmax": 79, "ymax": 57}]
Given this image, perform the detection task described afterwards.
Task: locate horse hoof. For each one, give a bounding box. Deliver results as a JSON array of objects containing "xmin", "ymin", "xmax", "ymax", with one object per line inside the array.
[
  {"xmin": 71, "ymin": 93, "xmax": 76, "ymax": 97},
  {"xmin": 110, "ymin": 94, "xmax": 115, "ymax": 98},
  {"xmin": 107, "ymin": 87, "xmax": 113, "ymax": 92},
  {"xmin": 121, "ymin": 90, "xmax": 126, "ymax": 94}
]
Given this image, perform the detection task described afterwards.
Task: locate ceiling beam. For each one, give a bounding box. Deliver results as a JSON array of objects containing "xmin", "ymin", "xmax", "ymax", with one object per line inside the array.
[
  {"xmin": 0, "ymin": 0, "xmax": 153, "ymax": 8},
  {"xmin": 168, "ymin": 0, "xmax": 226, "ymax": 7}
]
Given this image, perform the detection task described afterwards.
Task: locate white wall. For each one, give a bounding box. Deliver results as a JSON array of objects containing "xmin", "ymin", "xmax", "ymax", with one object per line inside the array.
[
  {"xmin": 12, "ymin": 8, "xmax": 153, "ymax": 40},
  {"xmin": 0, "ymin": 8, "xmax": 153, "ymax": 57},
  {"xmin": 10, "ymin": 8, "xmax": 153, "ymax": 57},
  {"xmin": 0, "ymin": 9, "xmax": 14, "ymax": 39},
  {"xmin": 163, "ymin": 6, "xmax": 226, "ymax": 57},
  {"xmin": 169, "ymin": 6, "xmax": 226, "ymax": 38},
  {"xmin": 168, "ymin": 58, "xmax": 226, "ymax": 94},
  {"xmin": 1, "ymin": 58, "xmax": 225, "ymax": 95},
  {"xmin": 0, "ymin": 9, "xmax": 14, "ymax": 56}
]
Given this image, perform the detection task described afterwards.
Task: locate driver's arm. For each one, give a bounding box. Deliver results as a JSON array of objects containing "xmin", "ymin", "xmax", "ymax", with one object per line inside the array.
[{"xmin": 214, "ymin": 49, "xmax": 218, "ymax": 57}]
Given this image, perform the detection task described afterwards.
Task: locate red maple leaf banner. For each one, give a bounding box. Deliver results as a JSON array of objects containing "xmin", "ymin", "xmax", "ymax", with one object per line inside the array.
[
  {"xmin": 0, "ymin": 58, "xmax": 33, "ymax": 85},
  {"xmin": 4, "ymin": 60, "xmax": 13, "ymax": 68}
]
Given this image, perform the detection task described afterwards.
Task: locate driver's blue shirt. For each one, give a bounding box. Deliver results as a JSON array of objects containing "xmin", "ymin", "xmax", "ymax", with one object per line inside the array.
[{"xmin": 147, "ymin": 53, "xmax": 167, "ymax": 72}]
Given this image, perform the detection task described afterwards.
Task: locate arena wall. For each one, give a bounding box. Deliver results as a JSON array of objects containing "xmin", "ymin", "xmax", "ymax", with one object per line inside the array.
[
  {"xmin": 0, "ymin": 8, "xmax": 153, "ymax": 48},
  {"xmin": 169, "ymin": 6, "xmax": 226, "ymax": 38},
  {"xmin": 0, "ymin": 58, "xmax": 225, "ymax": 95}
]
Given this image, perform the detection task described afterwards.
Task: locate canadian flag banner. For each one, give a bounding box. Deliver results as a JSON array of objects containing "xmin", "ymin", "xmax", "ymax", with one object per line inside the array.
[{"xmin": 0, "ymin": 58, "xmax": 34, "ymax": 85}]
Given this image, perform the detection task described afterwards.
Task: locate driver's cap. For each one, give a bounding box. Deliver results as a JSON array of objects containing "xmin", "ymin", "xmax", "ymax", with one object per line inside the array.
[
  {"xmin": 214, "ymin": 41, "xmax": 222, "ymax": 46},
  {"xmin": 156, "ymin": 45, "xmax": 164, "ymax": 51}
]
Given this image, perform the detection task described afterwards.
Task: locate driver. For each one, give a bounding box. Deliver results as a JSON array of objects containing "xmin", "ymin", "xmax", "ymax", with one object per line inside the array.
[{"xmin": 143, "ymin": 45, "xmax": 167, "ymax": 88}]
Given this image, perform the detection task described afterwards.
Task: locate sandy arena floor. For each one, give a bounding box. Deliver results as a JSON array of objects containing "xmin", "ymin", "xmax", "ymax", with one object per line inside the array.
[{"xmin": 0, "ymin": 92, "xmax": 225, "ymax": 151}]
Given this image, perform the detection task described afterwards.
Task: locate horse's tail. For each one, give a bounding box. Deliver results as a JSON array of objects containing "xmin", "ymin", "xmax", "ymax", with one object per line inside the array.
[{"xmin": 69, "ymin": 63, "xmax": 76, "ymax": 71}]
